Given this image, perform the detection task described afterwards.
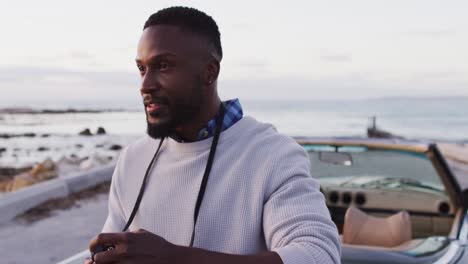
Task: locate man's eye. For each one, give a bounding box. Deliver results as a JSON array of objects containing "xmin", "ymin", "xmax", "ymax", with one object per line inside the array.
[
  {"xmin": 159, "ymin": 61, "xmax": 169, "ymax": 71},
  {"xmin": 137, "ymin": 65, "xmax": 146, "ymax": 73}
]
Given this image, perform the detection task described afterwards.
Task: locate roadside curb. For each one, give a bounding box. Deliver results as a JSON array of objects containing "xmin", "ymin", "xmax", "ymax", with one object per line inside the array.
[{"xmin": 0, "ymin": 163, "xmax": 115, "ymax": 224}]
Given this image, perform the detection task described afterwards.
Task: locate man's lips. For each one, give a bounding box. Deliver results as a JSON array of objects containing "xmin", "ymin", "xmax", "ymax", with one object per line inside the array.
[
  {"xmin": 146, "ymin": 103, "xmax": 164, "ymax": 112},
  {"xmin": 143, "ymin": 96, "xmax": 168, "ymax": 114}
]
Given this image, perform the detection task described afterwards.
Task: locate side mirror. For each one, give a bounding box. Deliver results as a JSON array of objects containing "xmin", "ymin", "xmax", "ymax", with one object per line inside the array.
[{"xmin": 319, "ymin": 152, "xmax": 353, "ymax": 166}]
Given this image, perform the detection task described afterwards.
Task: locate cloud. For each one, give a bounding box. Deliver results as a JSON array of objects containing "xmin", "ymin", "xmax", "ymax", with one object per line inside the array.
[
  {"xmin": 403, "ymin": 29, "xmax": 457, "ymax": 37},
  {"xmin": 68, "ymin": 51, "xmax": 94, "ymax": 60},
  {"xmin": 233, "ymin": 59, "xmax": 268, "ymax": 69},
  {"xmin": 219, "ymin": 75, "xmax": 380, "ymax": 100},
  {"xmin": 229, "ymin": 21, "xmax": 255, "ymax": 30},
  {"xmin": 0, "ymin": 66, "xmax": 141, "ymax": 107},
  {"xmin": 218, "ymin": 72, "xmax": 468, "ymax": 101},
  {"xmin": 1, "ymin": 67, "xmax": 467, "ymax": 108},
  {"xmin": 407, "ymin": 71, "xmax": 464, "ymax": 81},
  {"xmin": 320, "ymin": 53, "xmax": 352, "ymax": 62}
]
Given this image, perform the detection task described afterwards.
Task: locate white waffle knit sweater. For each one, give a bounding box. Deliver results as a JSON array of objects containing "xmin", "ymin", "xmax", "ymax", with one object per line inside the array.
[{"xmin": 102, "ymin": 116, "xmax": 341, "ymax": 264}]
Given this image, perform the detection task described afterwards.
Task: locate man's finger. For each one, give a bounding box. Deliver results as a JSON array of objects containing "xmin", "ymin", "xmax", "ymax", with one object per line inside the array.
[
  {"xmin": 94, "ymin": 242, "xmax": 132, "ymax": 263},
  {"xmin": 132, "ymin": 228, "xmax": 148, "ymax": 234},
  {"xmin": 89, "ymin": 232, "xmax": 128, "ymax": 252},
  {"xmin": 93, "ymin": 247, "xmax": 121, "ymax": 264}
]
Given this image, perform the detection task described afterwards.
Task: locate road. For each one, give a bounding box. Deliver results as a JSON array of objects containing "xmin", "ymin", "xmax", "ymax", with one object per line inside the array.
[{"xmin": 0, "ymin": 192, "xmax": 108, "ymax": 264}]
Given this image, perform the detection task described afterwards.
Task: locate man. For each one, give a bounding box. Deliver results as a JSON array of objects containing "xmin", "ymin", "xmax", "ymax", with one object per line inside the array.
[{"xmin": 87, "ymin": 6, "xmax": 341, "ymax": 264}]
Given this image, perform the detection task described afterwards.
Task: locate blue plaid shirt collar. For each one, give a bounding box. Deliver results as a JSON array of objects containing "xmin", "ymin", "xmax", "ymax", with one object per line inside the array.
[{"xmin": 170, "ymin": 99, "xmax": 243, "ymax": 142}]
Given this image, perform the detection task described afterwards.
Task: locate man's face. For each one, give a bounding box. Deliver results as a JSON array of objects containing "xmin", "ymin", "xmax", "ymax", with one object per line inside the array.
[{"xmin": 136, "ymin": 25, "xmax": 206, "ymax": 139}]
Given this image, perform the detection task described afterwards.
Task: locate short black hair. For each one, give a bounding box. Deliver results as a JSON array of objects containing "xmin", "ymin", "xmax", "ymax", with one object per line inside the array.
[{"xmin": 144, "ymin": 6, "xmax": 223, "ymax": 60}]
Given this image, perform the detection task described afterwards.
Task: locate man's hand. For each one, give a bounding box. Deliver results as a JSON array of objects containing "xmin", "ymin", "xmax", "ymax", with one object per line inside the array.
[
  {"xmin": 85, "ymin": 229, "xmax": 283, "ymax": 264},
  {"xmin": 86, "ymin": 229, "xmax": 176, "ymax": 264}
]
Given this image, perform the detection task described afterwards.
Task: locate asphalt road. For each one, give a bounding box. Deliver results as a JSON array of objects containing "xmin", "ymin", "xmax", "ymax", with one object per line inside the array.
[{"xmin": 0, "ymin": 193, "xmax": 108, "ymax": 264}]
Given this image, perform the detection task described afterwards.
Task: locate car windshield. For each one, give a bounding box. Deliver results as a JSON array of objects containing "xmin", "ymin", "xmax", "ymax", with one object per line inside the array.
[{"xmin": 304, "ymin": 145, "xmax": 446, "ymax": 194}]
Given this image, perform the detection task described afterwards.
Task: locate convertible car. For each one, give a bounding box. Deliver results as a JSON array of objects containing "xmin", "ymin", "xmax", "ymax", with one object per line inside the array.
[
  {"xmin": 296, "ymin": 137, "xmax": 468, "ymax": 264},
  {"xmin": 59, "ymin": 138, "xmax": 468, "ymax": 264}
]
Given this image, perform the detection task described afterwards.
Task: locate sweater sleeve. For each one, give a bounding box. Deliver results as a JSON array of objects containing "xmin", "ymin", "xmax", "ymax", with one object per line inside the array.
[
  {"xmin": 101, "ymin": 148, "xmax": 127, "ymax": 233},
  {"xmin": 263, "ymin": 141, "xmax": 341, "ymax": 264}
]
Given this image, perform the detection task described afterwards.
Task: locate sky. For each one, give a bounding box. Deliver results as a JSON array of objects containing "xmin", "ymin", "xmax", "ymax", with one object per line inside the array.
[{"xmin": 0, "ymin": 0, "xmax": 467, "ymax": 107}]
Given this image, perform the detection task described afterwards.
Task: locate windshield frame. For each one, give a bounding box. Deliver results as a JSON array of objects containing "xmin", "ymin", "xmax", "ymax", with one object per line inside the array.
[{"xmin": 297, "ymin": 138, "xmax": 463, "ymax": 209}]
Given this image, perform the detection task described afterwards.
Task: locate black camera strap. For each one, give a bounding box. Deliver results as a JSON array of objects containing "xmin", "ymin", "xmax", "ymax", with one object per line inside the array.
[
  {"xmin": 122, "ymin": 137, "xmax": 165, "ymax": 232},
  {"xmin": 188, "ymin": 103, "xmax": 225, "ymax": 246},
  {"xmin": 122, "ymin": 103, "xmax": 226, "ymax": 248}
]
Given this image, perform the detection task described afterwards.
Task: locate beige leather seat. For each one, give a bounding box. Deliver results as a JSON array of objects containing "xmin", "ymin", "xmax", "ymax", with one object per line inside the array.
[{"xmin": 342, "ymin": 207, "xmax": 412, "ymax": 247}]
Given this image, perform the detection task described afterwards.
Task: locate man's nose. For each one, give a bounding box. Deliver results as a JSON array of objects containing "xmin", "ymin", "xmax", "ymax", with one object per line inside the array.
[{"xmin": 140, "ymin": 71, "xmax": 160, "ymax": 94}]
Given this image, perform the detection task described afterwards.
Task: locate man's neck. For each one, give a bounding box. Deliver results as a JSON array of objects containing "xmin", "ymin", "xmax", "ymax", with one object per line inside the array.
[{"xmin": 174, "ymin": 97, "xmax": 221, "ymax": 142}]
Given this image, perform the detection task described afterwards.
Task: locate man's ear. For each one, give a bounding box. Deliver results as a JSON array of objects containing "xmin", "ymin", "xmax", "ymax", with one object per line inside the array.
[{"xmin": 204, "ymin": 58, "xmax": 220, "ymax": 85}]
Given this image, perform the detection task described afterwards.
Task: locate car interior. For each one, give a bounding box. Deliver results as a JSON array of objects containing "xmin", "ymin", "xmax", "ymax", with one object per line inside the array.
[{"xmin": 304, "ymin": 144, "xmax": 461, "ymax": 263}]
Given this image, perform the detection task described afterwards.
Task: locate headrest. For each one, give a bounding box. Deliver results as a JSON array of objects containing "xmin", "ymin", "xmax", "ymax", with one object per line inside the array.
[{"xmin": 342, "ymin": 207, "xmax": 412, "ymax": 247}]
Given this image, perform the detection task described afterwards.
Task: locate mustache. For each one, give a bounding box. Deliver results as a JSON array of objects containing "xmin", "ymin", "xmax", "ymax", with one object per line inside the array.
[{"xmin": 143, "ymin": 94, "xmax": 169, "ymax": 106}]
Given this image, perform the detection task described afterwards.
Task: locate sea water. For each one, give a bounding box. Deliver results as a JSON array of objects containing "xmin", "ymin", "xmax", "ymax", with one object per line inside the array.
[
  {"xmin": 1, "ymin": 98, "xmax": 467, "ymax": 140},
  {"xmin": 1, "ymin": 98, "xmax": 467, "ymax": 168}
]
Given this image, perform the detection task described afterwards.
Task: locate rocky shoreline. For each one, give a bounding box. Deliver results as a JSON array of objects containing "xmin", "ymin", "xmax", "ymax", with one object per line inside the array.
[
  {"xmin": 0, "ymin": 107, "xmax": 133, "ymax": 115},
  {"xmin": 0, "ymin": 126, "xmax": 137, "ymax": 194},
  {"xmin": 0, "ymin": 132, "xmax": 51, "ymax": 139}
]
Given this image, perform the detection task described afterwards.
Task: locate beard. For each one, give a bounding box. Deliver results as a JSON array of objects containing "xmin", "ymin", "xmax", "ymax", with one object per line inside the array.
[
  {"xmin": 146, "ymin": 80, "xmax": 203, "ymax": 140},
  {"xmin": 146, "ymin": 113, "xmax": 172, "ymax": 139}
]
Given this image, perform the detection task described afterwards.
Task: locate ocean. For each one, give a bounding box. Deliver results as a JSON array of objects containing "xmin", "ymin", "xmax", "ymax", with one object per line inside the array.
[
  {"xmin": 1, "ymin": 98, "xmax": 467, "ymax": 139},
  {"xmin": 1, "ymin": 97, "xmax": 467, "ymax": 168}
]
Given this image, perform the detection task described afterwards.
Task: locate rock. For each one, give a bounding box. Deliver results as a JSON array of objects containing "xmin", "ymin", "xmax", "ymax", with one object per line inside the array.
[
  {"xmin": 0, "ymin": 180, "xmax": 10, "ymax": 192},
  {"xmin": 30, "ymin": 159, "xmax": 57, "ymax": 181},
  {"xmin": 23, "ymin": 133, "xmax": 36, "ymax": 137},
  {"xmin": 0, "ymin": 159, "xmax": 58, "ymax": 192},
  {"xmin": 0, "ymin": 133, "xmax": 35, "ymax": 138},
  {"xmin": 6, "ymin": 174, "xmax": 36, "ymax": 192},
  {"xmin": 109, "ymin": 144, "xmax": 122, "ymax": 151},
  {"xmin": 43, "ymin": 158, "xmax": 55, "ymax": 170},
  {"xmin": 96, "ymin": 127, "xmax": 106, "ymax": 135},
  {"xmin": 0, "ymin": 134, "xmax": 11, "ymax": 139},
  {"xmin": 31, "ymin": 158, "xmax": 55, "ymax": 174},
  {"xmin": 60, "ymin": 155, "xmax": 82, "ymax": 165},
  {"xmin": 35, "ymin": 171, "xmax": 58, "ymax": 181},
  {"xmin": 37, "ymin": 146, "xmax": 50, "ymax": 152},
  {"xmin": 4, "ymin": 170, "xmax": 53, "ymax": 192},
  {"xmin": 95, "ymin": 154, "xmax": 111, "ymax": 164},
  {"xmin": 55, "ymin": 155, "xmax": 83, "ymax": 176},
  {"xmin": 0, "ymin": 167, "xmax": 31, "ymax": 177},
  {"xmin": 79, "ymin": 159, "xmax": 94, "ymax": 171},
  {"xmin": 79, "ymin": 128, "xmax": 93, "ymax": 136},
  {"xmin": 67, "ymin": 154, "xmax": 81, "ymax": 165},
  {"xmin": 79, "ymin": 153, "xmax": 111, "ymax": 170},
  {"xmin": 367, "ymin": 116, "xmax": 404, "ymax": 139}
]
